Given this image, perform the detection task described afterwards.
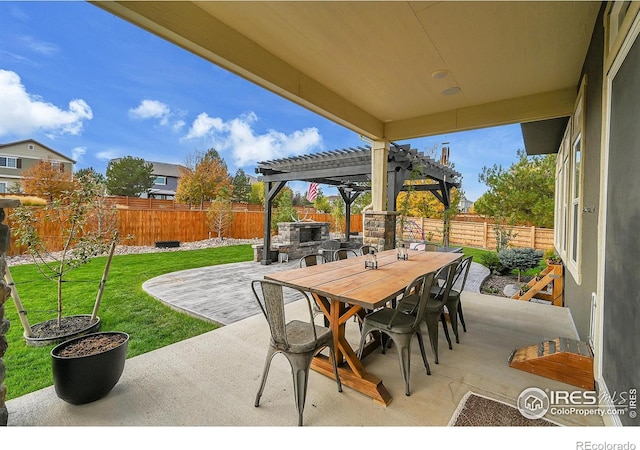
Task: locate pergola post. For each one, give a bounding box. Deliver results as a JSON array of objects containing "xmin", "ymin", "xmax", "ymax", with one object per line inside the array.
[
  {"xmin": 338, "ymin": 188, "xmax": 361, "ymax": 242},
  {"xmin": 261, "ymin": 180, "xmax": 286, "ymax": 265},
  {"xmin": 371, "ymin": 140, "xmax": 389, "ymax": 211}
]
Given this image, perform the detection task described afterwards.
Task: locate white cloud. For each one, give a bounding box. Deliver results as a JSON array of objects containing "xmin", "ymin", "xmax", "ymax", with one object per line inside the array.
[
  {"xmin": 0, "ymin": 69, "xmax": 93, "ymax": 137},
  {"xmin": 185, "ymin": 112, "xmax": 224, "ymax": 139},
  {"xmin": 184, "ymin": 111, "xmax": 323, "ymax": 166},
  {"xmin": 71, "ymin": 146, "xmax": 86, "ymax": 162},
  {"xmin": 96, "ymin": 149, "xmax": 123, "ymax": 161},
  {"xmin": 128, "ymin": 99, "xmax": 189, "ymax": 131},
  {"xmin": 20, "ymin": 36, "xmax": 59, "ymax": 56}
]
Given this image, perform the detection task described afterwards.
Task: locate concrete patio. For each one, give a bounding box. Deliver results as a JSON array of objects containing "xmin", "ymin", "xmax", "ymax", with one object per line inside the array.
[{"xmin": 6, "ymin": 258, "xmax": 604, "ymax": 428}]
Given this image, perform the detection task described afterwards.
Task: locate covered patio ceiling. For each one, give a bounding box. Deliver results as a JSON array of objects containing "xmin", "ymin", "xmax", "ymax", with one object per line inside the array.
[{"xmin": 93, "ymin": 1, "xmax": 601, "ymax": 154}]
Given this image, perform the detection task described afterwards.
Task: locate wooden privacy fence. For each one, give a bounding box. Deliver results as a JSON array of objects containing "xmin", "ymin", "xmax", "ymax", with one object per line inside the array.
[
  {"xmin": 5, "ymin": 208, "xmax": 364, "ymax": 255},
  {"xmin": 5, "ymin": 207, "xmax": 552, "ymax": 255},
  {"xmin": 401, "ymin": 217, "xmax": 554, "ymax": 251}
]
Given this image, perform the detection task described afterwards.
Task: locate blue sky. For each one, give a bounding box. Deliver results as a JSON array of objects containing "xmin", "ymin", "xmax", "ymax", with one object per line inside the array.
[{"xmin": 0, "ymin": 1, "xmax": 526, "ymax": 202}]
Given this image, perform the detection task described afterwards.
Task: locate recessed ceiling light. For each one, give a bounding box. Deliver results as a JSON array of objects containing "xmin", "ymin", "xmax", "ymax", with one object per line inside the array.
[
  {"xmin": 440, "ymin": 86, "xmax": 461, "ymax": 96},
  {"xmin": 432, "ymin": 69, "xmax": 449, "ymax": 79}
]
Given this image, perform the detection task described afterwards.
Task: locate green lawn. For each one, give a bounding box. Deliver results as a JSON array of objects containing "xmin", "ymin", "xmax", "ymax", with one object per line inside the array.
[{"xmin": 3, "ymin": 244, "xmax": 253, "ymax": 400}]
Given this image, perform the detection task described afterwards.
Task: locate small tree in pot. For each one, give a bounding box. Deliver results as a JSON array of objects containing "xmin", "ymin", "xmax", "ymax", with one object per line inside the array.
[{"xmin": 8, "ymin": 171, "xmax": 120, "ymax": 345}]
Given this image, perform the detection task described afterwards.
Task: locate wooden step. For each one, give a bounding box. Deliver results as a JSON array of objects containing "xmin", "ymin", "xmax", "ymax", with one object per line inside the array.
[{"xmin": 508, "ymin": 337, "xmax": 594, "ymax": 389}]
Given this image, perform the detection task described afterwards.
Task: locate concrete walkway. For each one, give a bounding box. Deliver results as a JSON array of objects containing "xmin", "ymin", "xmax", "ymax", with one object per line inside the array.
[{"xmin": 142, "ymin": 258, "xmax": 490, "ymax": 325}]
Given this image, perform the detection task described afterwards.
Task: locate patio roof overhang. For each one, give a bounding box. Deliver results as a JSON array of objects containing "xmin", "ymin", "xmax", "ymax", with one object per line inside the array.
[{"xmin": 92, "ymin": 1, "xmax": 599, "ymax": 144}]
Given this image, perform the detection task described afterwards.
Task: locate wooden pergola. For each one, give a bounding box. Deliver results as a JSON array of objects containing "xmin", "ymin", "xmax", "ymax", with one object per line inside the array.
[{"xmin": 255, "ymin": 143, "xmax": 461, "ymax": 264}]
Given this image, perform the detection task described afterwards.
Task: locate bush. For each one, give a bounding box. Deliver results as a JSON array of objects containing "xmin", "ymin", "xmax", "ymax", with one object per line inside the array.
[
  {"xmin": 479, "ymin": 251, "xmax": 508, "ymax": 275},
  {"xmin": 498, "ymin": 247, "xmax": 543, "ymax": 282}
]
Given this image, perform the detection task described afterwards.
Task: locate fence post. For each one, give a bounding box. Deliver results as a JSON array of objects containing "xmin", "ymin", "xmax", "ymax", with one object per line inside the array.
[
  {"xmin": 531, "ymin": 226, "xmax": 536, "ymax": 249},
  {"xmin": 483, "ymin": 222, "xmax": 488, "ymax": 249}
]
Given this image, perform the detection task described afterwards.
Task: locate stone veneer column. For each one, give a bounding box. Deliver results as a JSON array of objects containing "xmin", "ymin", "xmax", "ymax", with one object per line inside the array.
[
  {"xmin": 0, "ymin": 199, "xmax": 20, "ymax": 426},
  {"xmin": 363, "ymin": 210, "xmax": 397, "ymax": 251}
]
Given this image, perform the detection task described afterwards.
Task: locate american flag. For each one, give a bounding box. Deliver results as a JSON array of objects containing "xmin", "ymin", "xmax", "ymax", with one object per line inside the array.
[{"xmin": 306, "ymin": 182, "xmax": 319, "ymax": 202}]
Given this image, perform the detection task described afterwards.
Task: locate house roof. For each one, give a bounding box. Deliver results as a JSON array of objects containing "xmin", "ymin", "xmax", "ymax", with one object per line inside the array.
[
  {"xmin": 0, "ymin": 139, "xmax": 76, "ymax": 163},
  {"xmin": 94, "ymin": 1, "xmax": 601, "ymax": 155},
  {"xmin": 148, "ymin": 161, "xmax": 185, "ymax": 178}
]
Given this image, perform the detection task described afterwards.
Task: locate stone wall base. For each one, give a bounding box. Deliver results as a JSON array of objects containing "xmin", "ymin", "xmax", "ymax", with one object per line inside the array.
[{"xmin": 363, "ymin": 211, "xmax": 398, "ymax": 251}]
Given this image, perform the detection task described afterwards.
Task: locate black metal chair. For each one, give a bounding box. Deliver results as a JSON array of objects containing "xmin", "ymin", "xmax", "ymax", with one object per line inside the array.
[
  {"xmin": 398, "ymin": 260, "xmax": 458, "ymax": 364},
  {"xmin": 333, "ymin": 249, "xmax": 358, "ymax": 261},
  {"xmin": 436, "ymin": 255, "xmax": 473, "ymax": 342},
  {"xmin": 251, "ymin": 279, "xmax": 342, "ymax": 426},
  {"xmin": 319, "ymin": 239, "xmax": 341, "ymax": 262},
  {"xmin": 299, "ymin": 253, "xmax": 327, "ymax": 268},
  {"xmin": 357, "ymin": 271, "xmax": 437, "ymax": 396}
]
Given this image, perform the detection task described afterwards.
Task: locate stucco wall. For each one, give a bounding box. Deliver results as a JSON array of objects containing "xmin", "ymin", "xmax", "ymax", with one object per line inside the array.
[
  {"xmin": 603, "ymin": 27, "xmax": 640, "ymax": 427},
  {"xmin": 563, "ymin": 4, "xmax": 604, "ymax": 341}
]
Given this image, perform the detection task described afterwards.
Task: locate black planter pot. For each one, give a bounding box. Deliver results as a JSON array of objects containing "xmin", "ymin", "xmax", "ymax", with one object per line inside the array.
[{"xmin": 51, "ymin": 331, "xmax": 129, "ymax": 405}]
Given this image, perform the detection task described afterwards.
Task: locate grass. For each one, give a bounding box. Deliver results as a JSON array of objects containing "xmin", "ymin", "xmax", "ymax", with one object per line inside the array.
[{"xmin": 3, "ymin": 244, "xmax": 254, "ymax": 400}]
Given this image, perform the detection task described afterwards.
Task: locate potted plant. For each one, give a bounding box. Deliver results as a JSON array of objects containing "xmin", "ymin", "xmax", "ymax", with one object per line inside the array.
[
  {"xmin": 543, "ymin": 249, "xmax": 562, "ymax": 266},
  {"xmin": 8, "ymin": 172, "xmax": 120, "ymax": 346},
  {"xmin": 51, "ymin": 331, "xmax": 129, "ymax": 404}
]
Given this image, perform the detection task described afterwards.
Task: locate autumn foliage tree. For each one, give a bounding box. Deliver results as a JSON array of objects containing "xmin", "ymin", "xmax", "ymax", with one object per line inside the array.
[
  {"xmin": 175, "ymin": 149, "xmax": 233, "ymax": 208},
  {"xmin": 20, "ymin": 158, "xmax": 74, "ymax": 201}
]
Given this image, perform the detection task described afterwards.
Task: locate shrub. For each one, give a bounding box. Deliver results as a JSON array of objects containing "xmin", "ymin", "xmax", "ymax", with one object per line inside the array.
[
  {"xmin": 479, "ymin": 251, "xmax": 508, "ymax": 275},
  {"xmin": 498, "ymin": 247, "xmax": 543, "ymax": 282}
]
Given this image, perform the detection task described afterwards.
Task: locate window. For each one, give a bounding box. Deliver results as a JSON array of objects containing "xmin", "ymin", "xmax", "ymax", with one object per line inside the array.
[
  {"xmin": 0, "ymin": 156, "xmax": 17, "ymax": 168},
  {"xmin": 571, "ymin": 135, "xmax": 582, "ymax": 265},
  {"xmin": 554, "ymin": 77, "xmax": 585, "ymax": 284},
  {"xmin": 154, "ymin": 176, "xmax": 167, "ymax": 185},
  {"xmin": 0, "ymin": 183, "xmax": 5, "ymax": 193}
]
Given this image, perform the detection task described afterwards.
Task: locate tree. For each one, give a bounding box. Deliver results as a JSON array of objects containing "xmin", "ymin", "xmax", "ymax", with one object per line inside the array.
[
  {"xmin": 475, "ymin": 149, "xmax": 556, "ymax": 228},
  {"xmin": 10, "ymin": 172, "xmax": 120, "ymax": 335},
  {"xmin": 330, "ymin": 197, "xmax": 345, "ymax": 234},
  {"xmin": 106, "ymin": 156, "xmax": 155, "ymax": 197},
  {"xmin": 231, "ymin": 168, "xmax": 251, "ymax": 203},
  {"xmin": 498, "ymin": 247, "xmax": 543, "ymax": 283},
  {"xmin": 271, "ymin": 187, "xmax": 296, "ymax": 229},
  {"xmin": 313, "ymin": 187, "xmax": 331, "ymax": 213},
  {"xmin": 248, "ymin": 181, "xmax": 265, "ymax": 205},
  {"xmin": 175, "ymin": 149, "xmax": 232, "ymax": 207},
  {"xmin": 20, "ymin": 158, "xmax": 74, "ymax": 201},
  {"xmin": 352, "ymin": 191, "xmax": 372, "ymax": 214},
  {"xmin": 75, "ymin": 167, "xmax": 106, "ymax": 186},
  {"xmin": 207, "ymin": 199, "xmax": 235, "ymax": 239}
]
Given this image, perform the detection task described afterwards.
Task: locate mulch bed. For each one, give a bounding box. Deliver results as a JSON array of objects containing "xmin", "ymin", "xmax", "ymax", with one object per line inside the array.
[
  {"xmin": 30, "ymin": 315, "xmax": 96, "ymax": 339},
  {"xmin": 55, "ymin": 333, "xmax": 127, "ymax": 358}
]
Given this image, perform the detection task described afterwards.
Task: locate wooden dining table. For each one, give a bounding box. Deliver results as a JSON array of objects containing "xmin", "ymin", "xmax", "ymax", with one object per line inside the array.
[{"xmin": 265, "ymin": 248, "xmax": 463, "ymax": 406}]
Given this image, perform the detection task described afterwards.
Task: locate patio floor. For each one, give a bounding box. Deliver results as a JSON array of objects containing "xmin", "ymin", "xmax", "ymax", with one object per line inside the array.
[{"xmin": 6, "ymin": 257, "xmax": 604, "ymax": 427}]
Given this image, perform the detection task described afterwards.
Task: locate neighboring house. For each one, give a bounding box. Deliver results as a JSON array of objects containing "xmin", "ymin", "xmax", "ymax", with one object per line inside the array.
[
  {"xmin": 144, "ymin": 161, "xmax": 185, "ymax": 200},
  {"xmin": 0, "ymin": 139, "xmax": 75, "ymax": 193},
  {"xmin": 458, "ymin": 195, "xmax": 474, "ymax": 214}
]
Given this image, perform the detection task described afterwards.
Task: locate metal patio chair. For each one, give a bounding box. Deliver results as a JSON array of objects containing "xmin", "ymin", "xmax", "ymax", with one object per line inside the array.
[
  {"xmin": 333, "ymin": 248, "xmax": 358, "ymax": 261},
  {"xmin": 251, "ymin": 279, "xmax": 342, "ymax": 426},
  {"xmin": 299, "ymin": 253, "xmax": 327, "ymax": 267},
  {"xmin": 357, "ymin": 271, "xmax": 437, "ymax": 396}
]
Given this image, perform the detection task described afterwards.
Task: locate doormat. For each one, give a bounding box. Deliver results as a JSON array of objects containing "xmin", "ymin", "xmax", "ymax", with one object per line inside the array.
[{"xmin": 448, "ymin": 391, "xmax": 559, "ymax": 426}]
